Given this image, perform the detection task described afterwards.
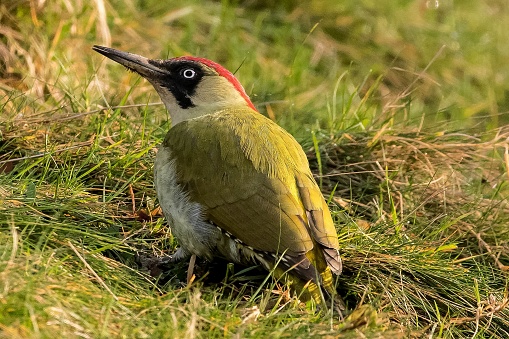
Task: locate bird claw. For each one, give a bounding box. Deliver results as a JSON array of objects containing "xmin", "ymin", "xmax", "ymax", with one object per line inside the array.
[
  {"xmin": 153, "ymin": 255, "xmax": 178, "ymax": 265},
  {"xmin": 137, "ymin": 247, "xmax": 190, "ymax": 276}
]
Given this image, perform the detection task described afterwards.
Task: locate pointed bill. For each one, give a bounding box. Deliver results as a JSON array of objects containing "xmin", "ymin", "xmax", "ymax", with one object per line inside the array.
[{"xmin": 92, "ymin": 45, "xmax": 168, "ymax": 78}]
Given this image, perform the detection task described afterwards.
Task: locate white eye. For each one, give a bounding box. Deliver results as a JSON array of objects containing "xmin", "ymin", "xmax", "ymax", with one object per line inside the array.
[{"xmin": 181, "ymin": 68, "xmax": 196, "ymax": 79}]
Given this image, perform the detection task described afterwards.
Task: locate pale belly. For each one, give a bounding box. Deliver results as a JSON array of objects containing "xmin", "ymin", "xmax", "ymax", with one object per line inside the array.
[{"xmin": 154, "ymin": 145, "xmax": 247, "ymax": 263}]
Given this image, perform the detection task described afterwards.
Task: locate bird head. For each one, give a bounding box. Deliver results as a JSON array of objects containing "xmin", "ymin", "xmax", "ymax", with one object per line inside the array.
[{"xmin": 93, "ymin": 45, "xmax": 256, "ymax": 126}]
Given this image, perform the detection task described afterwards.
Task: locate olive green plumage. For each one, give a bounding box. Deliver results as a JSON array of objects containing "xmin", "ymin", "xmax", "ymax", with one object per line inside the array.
[
  {"xmin": 163, "ymin": 107, "xmax": 341, "ymax": 299},
  {"xmin": 165, "ymin": 108, "xmax": 338, "ymax": 256},
  {"xmin": 92, "ymin": 45, "xmax": 342, "ymax": 307}
]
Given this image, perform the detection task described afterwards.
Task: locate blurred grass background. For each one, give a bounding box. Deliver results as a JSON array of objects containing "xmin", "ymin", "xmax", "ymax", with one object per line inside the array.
[{"xmin": 1, "ymin": 0, "xmax": 509, "ymax": 338}]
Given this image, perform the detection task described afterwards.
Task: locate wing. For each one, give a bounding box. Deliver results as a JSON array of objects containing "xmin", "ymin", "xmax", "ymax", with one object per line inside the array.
[{"xmin": 163, "ymin": 107, "xmax": 340, "ymax": 273}]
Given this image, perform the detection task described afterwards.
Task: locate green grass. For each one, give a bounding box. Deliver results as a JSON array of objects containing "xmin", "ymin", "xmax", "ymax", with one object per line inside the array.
[{"xmin": 1, "ymin": 0, "xmax": 509, "ymax": 337}]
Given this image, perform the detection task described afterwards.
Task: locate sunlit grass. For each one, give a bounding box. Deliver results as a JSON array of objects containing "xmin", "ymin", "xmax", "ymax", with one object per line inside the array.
[{"xmin": 1, "ymin": 0, "xmax": 509, "ymax": 338}]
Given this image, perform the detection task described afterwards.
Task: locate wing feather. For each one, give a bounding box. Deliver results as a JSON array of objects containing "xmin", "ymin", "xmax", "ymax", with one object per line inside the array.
[{"xmin": 163, "ymin": 107, "xmax": 340, "ymax": 274}]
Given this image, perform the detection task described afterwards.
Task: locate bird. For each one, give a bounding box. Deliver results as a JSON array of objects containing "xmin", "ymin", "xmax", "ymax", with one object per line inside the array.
[{"xmin": 93, "ymin": 45, "xmax": 342, "ymax": 308}]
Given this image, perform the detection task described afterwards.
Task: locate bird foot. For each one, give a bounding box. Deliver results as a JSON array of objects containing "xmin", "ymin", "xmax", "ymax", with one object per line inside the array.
[
  {"xmin": 186, "ymin": 254, "xmax": 197, "ymax": 284},
  {"xmin": 138, "ymin": 247, "xmax": 190, "ymax": 276}
]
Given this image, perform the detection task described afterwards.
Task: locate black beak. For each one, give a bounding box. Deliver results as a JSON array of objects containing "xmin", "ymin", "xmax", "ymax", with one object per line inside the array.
[{"xmin": 92, "ymin": 45, "xmax": 168, "ymax": 78}]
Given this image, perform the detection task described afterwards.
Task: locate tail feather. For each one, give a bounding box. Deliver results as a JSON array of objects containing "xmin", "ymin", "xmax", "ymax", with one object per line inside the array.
[
  {"xmin": 323, "ymin": 247, "xmax": 342, "ymax": 275},
  {"xmin": 236, "ymin": 241, "xmax": 344, "ymax": 312}
]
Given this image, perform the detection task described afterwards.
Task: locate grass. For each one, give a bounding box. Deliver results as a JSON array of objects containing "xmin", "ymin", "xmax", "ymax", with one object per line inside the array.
[{"xmin": 1, "ymin": 0, "xmax": 509, "ymax": 337}]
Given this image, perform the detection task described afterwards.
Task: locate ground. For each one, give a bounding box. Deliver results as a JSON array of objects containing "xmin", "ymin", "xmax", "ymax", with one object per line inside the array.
[{"xmin": 1, "ymin": 1, "xmax": 509, "ymax": 338}]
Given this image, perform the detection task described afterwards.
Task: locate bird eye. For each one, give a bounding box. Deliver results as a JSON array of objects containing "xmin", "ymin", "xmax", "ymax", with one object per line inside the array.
[{"xmin": 181, "ymin": 68, "xmax": 196, "ymax": 79}]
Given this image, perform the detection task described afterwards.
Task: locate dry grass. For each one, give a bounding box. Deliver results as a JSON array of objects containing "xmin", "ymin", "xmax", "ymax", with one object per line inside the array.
[{"xmin": 1, "ymin": 0, "xmax": 509, "ymax": 338}]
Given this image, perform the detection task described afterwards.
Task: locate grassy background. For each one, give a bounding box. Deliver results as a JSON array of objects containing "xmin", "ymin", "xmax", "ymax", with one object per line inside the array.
[{"xmin": 1, "ymin": 0, "xmax": 509, "ymax": 337}]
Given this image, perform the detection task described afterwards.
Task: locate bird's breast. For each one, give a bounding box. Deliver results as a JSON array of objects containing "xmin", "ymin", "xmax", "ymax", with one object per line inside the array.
[{"xmin": 154, "ymin": 144, "xmax": 221, "ymax": 259}]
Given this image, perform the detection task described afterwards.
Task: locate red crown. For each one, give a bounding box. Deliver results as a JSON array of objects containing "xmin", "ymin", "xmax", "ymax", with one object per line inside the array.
[{"xmin": 175, "ymin": 56, "xmax": 256, "ymax": 111}]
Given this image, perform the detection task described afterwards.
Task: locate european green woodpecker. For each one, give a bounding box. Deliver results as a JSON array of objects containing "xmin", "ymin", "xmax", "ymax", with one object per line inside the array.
[{"xmin": 93, "ymin": 45, "xmax": 342, "ymax": 305}]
